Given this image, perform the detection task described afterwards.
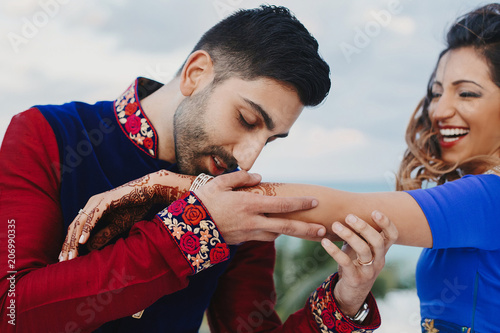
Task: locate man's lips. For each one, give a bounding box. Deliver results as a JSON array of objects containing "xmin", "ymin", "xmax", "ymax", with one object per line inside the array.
[{"xmin": 209, "ymin": 155, "xmax": 227, "ymax": 175}]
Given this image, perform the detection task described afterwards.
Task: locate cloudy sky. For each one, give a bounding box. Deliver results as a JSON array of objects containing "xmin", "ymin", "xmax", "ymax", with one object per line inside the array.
[{"xmin": 0, "ymin": 0, "xmax": 488, "ymax": 186}]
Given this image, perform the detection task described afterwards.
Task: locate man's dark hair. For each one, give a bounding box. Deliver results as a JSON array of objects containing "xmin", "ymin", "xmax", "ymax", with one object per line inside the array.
[{"xmin": 180, "ymin": 5, "xmax": 331, "ymax": 107}]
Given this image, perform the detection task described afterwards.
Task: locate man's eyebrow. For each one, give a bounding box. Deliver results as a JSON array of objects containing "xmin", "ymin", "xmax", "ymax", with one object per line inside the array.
[{"xmin": 243, "ymin": 98, "xmax": 275, "ymax": 130}]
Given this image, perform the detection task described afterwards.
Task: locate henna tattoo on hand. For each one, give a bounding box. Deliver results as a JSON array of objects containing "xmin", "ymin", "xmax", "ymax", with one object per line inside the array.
[
  {"xmin": 87, "ymin": 184, "xmax": 186, "ymax": 250},
  {"xmin": 156, "ymin": 170, "xmax": 170, "ymax": 177},
  {"xmin": 176, "ymin": 174, "xmax": 195, "ymax": 180},
  {"xmin": 84, "ymin": 170, "xmax": 196, "ymax": 251},
  {"xmin": 81, "ymin": 205, "xmax": 101, "ymax": 235},
  {"xmin": 236, "ymin": 182, "xmax": 283, "ymax": 196},
  {"xmin": 113, "ymin": 174, "xmax": 152, "ymax": 189}
]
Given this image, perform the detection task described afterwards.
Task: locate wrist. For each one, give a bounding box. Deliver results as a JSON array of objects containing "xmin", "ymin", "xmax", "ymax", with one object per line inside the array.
[
  {"xmin": 309, "ymin": 273, "xmax": 381, "ymax": 331},
  {"xmin": 334, "ymin": 284, "xmax": 370, "ymax": 324},
  {"xmin": 189, "ymin": 173, "xmax": 214, "ymax": 191},
  {"xmin": 346, "ymin": 301, "xmax": 370, "ymax": 324},
  {"xmin": 152, "ymin": 170, "xmax": 194, "ymax": 200},
  {"xmin": 333, "ymin": 281, "xmax": 368, "ymax": 317}
]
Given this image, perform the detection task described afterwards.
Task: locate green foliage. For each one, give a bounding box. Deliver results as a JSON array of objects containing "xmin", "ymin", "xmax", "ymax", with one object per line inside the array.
[{"xmin": 274, "ymin": 237, "xmax": 339, "ymax": 319}]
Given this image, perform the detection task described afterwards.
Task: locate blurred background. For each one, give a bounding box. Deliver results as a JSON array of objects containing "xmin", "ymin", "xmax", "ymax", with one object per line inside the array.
[{"xmin": 1, "ymin": 0, "xmax": 489, "ymax": 331}]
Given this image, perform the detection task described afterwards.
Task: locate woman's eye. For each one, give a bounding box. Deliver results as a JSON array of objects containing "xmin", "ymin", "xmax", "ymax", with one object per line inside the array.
[
  {"xmin": 460, "ymin": 91, "xmax": 480, "ymax": 98},
  {"xmin": 430, "ymin": 92, "xmax": 441, "ymax": 99}
]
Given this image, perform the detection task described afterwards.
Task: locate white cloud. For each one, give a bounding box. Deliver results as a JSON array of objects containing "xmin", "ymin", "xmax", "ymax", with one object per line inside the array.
[{"xmin": 267, "ymin": 124, "xmax": 368, "ymax": 159}]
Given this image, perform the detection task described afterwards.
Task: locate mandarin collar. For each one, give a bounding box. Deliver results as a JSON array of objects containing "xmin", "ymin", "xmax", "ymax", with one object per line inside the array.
[{"xmin": 114, "ymin": 77, "xmax": 163, "ymax": 158}]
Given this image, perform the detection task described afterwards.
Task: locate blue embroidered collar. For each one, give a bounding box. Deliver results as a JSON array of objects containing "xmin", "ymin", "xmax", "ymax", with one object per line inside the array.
[{"xmin": 114, "ymin": 77, "xmax": 163, "ymax": 158}]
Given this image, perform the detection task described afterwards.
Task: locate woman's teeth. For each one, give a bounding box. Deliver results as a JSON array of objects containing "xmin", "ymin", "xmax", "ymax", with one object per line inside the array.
[{"xmin": 440, "ymin": 128, "xmax": 469, "ymax": 142}]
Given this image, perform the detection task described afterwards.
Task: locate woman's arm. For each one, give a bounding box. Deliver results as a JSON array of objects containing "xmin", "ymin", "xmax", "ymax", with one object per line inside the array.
[
  {"xmin": 62, "ymin": 170, "xmax": 433, "ymax": 255},
  {"xmin": 236, "ymin": 181, "xmax": 432, "ymax": 247},
  {"xmin": 61, "ymin": 172, "xmax": 325, "ymax": 260}
]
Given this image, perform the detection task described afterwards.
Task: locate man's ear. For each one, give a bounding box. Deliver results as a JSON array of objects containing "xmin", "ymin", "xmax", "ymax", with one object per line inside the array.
[{"xmin": 179, "ymin": 50, "xmax": 215, "ymax": 96}]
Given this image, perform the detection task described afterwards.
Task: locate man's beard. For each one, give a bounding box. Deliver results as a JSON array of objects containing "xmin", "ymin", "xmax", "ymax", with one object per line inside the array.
[{"xmin": 173, "ymin": 85, "xmax": 237, "ymax": 175}]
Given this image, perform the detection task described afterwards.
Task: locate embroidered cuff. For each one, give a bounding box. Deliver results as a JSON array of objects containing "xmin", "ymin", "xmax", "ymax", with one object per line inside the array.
[
  {"xmin": 308, "ymin": 273, "xmax": 381, "ymax": 333},
  {"xmin": 157, "ymin": 191, "xmax": 230, "ymax": 274}
]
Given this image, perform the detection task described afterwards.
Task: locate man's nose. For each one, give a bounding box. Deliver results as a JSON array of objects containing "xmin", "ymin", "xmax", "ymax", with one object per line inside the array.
[{"xmin": 233, "ymin": 140, "xmax": 266, "ymax": 171}]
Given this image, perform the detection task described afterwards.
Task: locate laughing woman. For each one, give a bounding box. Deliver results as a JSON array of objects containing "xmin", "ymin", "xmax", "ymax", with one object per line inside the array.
[{"xmin": 61, "ymin": 3, "xmax": 500, "ymax": 332}]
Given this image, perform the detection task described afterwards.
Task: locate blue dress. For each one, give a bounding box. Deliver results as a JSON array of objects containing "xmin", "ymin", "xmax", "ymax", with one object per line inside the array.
[{"xmin": 407, "ymin": 174, "xmax": 500, "ymax": 332}]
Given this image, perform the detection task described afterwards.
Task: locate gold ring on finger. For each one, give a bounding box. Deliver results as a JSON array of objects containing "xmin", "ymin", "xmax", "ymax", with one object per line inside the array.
[
  {"xmin": 356, "ymin": 254, "xmax": 375, "ymax": 266},
  {"xmin": 79, "ymin": 209, "xmax": 90, "ymax": 217}
]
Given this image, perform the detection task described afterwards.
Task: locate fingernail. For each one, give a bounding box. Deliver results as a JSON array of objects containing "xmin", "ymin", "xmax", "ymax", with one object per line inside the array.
[
  {"xmin": 321, "ymin": 238, "xmax": 332, "ymax": 249},
  {"xmin": 58, "ymin": 252, "xmax": 63, "ymax": 262},
  {"xmin": 346, "ymin": 214, "xmax": 357, "ymax": 224},
  {"xmin": 311, "ymin": 199, "xmax": 318, "ymax": 207},
  {"xmin": 79, "ymin": 235, "xmax": 85, "ymax": 244},
  {"xmin": 373, "ymin": 210, "xmax": 382, "ymax": 221},
  {"xmin": 333, "ymin": 222, "xmax": 343, "ymax": 232},
  {"xmin": 68, "ymin": 252, "xmax": 73, "ymax": 260},
  {"xmin": 317, "ymin": 227, "xmax": 326, "ymax": 237}
]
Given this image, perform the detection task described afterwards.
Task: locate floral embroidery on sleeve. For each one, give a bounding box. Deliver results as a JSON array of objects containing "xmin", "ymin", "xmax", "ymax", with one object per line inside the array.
[
  {"xmin": 157, "ymin": 192, "xmax": 230, "ymax": 274},
  {"xmin": 114, "ymin": 80, "xmax": 158, "ymax": 157},
  {"xmin": 309, "ymin": 273, "xmax": 380, "ymax": 333}
]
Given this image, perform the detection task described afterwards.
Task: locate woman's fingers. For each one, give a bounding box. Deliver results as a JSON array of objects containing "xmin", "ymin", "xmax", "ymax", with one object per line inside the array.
[
  {"xmin": 371, "ymin": 210, "xmax": 399, "ymax": 251},
  {"xmin": 325, "ymin": 211, "xmax": 398, "ymax": 317},
  {"xmin": 334, "ymin": 211, "xmax": 398, "ymax": 266},
  {"xmin": 78, "ymin": 202, "xmax": 103, "ymax": 245},
  {"xmin": 330, "ymin": 216, "xmax": 377, "ymax": 267},
  {"xmin": 59, "ymin": 211, "xmax": 84, "ymax": 261},
  {"xmin": 325, "ymin": 212, "xmax": 398, "ymax": 273},
  {"xmin": 59, "ymin": 228, "xmax": 71, "ymax": 261},
  {"xmin": 59, "ymin": 196, "xmax": 104, "ymax": 261}
]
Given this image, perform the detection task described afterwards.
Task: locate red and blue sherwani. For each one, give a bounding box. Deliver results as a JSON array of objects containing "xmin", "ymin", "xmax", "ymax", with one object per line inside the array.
[{"xmin": 0, "ymin": 78, "xmax": 381, "ymax": 332}]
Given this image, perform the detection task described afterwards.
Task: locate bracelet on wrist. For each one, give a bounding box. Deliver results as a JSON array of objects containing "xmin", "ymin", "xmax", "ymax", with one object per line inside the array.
[
  {"xmin": 189, "ymin": 173, "xmax": 214, "ymax": 191},
  {"xmin": 346, "ymin": 301, "xmax": 369, "ymax": 324}
]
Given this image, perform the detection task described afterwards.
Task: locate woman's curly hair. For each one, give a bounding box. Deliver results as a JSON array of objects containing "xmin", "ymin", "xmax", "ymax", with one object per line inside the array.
[{"xmin": 397, "ymin": 3, "xmax": 500, "ymax": 191}]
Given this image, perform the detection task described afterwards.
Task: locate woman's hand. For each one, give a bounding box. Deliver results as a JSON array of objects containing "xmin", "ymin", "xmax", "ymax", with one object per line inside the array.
[
  {"xmin": 321, "ymin": 210, "xmax": 398, "ymax": 318},
  {"xmin": 59, "ymin": 170, "xmax": 192, "ymax": 261}
]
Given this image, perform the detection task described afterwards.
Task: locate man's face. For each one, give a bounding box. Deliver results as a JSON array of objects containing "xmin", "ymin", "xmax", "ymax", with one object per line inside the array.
[{"xmin": 173, "ymin": 76, "xmax": 304, "ymax": 175}]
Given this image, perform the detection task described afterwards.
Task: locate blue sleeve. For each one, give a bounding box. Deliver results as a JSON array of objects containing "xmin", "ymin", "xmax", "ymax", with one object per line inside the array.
[{"xmin": 406, "ymin": 174, "xmax": 500, "ymax": 250}]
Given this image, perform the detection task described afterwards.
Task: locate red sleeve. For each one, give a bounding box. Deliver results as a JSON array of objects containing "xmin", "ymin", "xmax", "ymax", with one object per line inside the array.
[
  {"xmin": 207, "ymin": 241, "xmax": 381, "ymax": 333},
  {"xmin": 0, "ymin": 109, "xmax": 227, "ymax": 332}
]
